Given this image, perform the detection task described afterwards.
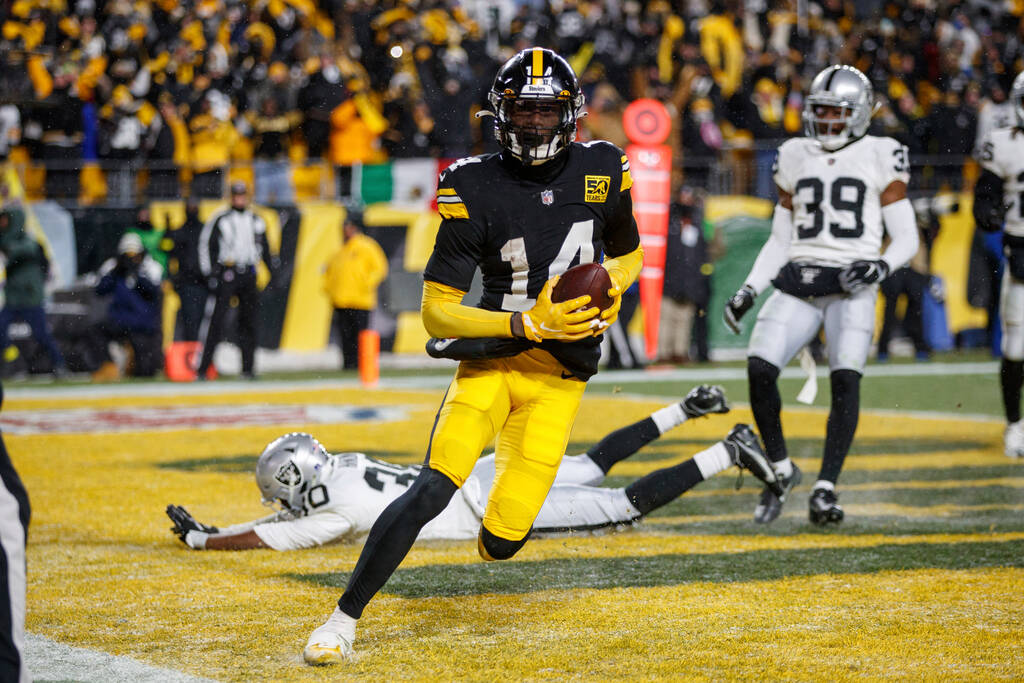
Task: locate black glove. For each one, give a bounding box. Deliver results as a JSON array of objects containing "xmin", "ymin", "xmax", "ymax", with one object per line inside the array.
[
  {"xmin": 723, "ymin": 285, "xmax": 756, "ymax": 334},
  {"xmin": 166, "ymin": 504, "xmax": 218, "ymax": 548},
  {"xmin": 681, "ymin": 384, "xmax": 730, "ymax": 418},
  {"xmin": 426, "ymin": 336, "xmax": 532, "ymax": 361},
  {"xmin": 838, "ymin": 260, "xmax": 889, "ymax": 293}
]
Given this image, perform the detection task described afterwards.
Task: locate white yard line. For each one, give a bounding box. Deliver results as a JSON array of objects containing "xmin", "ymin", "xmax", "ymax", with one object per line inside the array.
[
  {"xmin": 2, "ymin": 361, "xmax": 1000, "ymax": 400},
  {"xmin": 25, "ymin": 633, "xmax": 218, "ymax": 683}
]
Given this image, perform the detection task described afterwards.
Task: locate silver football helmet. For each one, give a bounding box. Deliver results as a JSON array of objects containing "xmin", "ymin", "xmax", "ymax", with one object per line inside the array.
[
  {"xmin": 255, "ymin": 432, "xmax": 329, "ymax": 514},
  {"xmin": 802, "ymin": 65, "xmax": 878, "ymax": 151},
  {"xmin": 1011, "ymin": 71, "xmax": 1024, "ymax": 129}
]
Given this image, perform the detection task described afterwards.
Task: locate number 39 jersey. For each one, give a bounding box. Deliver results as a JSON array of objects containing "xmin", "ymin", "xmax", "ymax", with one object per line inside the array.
[
  {"xmin": 252, "ymin": 452, "xmax": 483, "ymax": 550},
  {"xmin": 978, "ymin": 127, "xmax": 1024, "ymax": 237},
  {"xmin": 774, "ymin": 135, "xmax": 910, "ymax": 266},
  {"xmin": 423, "ymin": 141, "xmax": 640, "ymax": 380}
]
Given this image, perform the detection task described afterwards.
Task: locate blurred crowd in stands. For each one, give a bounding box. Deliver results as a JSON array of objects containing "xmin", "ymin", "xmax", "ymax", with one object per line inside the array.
[{"xmin": 0, "ymin": 0, "xmax": 1021, "ymax": 205}]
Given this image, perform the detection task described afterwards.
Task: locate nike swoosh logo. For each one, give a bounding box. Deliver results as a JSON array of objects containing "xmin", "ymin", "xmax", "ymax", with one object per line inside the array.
[
  {"xmin": 560, "ymin": 371, "xmax": 576, "ymax": 380},
  {"xmin": 432, "ymin": 338, "xmax": 456, "ymax": 350}
]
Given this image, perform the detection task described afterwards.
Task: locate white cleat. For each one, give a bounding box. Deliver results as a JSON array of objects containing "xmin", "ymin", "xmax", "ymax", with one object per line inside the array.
[
  {"xmin": 1005, "ymin": 421, "xmax": 1024, "ymax": 458},
  {"xmin": 303, "ymin": 624, "xmax": 353, "ymax": 666}
]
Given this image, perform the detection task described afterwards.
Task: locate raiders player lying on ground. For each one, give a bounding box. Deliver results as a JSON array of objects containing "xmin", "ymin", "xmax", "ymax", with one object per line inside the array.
[{"xmin": 167, "ymin": 381, "xmax": 782, "ymax": 551}]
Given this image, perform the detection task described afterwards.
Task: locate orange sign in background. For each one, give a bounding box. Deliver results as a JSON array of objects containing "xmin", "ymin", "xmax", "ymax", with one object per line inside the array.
[{"xmin": 623, "ymin": 99, "xmax": 672, "ymax": 358}]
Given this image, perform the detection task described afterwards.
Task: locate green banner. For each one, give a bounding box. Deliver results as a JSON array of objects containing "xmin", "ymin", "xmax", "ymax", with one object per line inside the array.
[{"xmin": 708, "ymin": 215, "xmax": 772, "ymax": 350}]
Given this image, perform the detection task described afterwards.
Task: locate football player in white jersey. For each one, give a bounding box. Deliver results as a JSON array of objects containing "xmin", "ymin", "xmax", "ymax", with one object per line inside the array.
[
  {"xmin": 723, "ymin": 64, "xmax": 919, "ymax": 526},
  {"xmin": 166, "ymin": 385, "xmax": 783, "ymax": 550},
  {"xmin": 974, "ymin": 71, "xmax": 1024, "ymax": 458}
]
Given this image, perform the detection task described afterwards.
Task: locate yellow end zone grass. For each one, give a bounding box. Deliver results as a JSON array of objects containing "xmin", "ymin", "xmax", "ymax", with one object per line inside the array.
[{"xmin": 13, "ymin": 387, "xmax": 1024, "ymax": 680}]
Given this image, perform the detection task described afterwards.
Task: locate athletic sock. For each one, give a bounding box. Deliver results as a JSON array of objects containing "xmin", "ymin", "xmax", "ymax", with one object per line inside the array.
[
  {"xmin": 586, "ymin": 416, "xmax": 663, "ymax": 474},
  {"xmin": 624, "ymin": 459, "xmax": 703, "ymax": 516},
  {"xmin": 1001, "ymin": 359, "xmax": 1023, "ymax": 424},
  {"xmin": 812, "ymin": 479, "xmax": 835, "ymax": 493},
  {"xmin": 692, "ymin": 442, "xmax": 733, "ymax": 480},
  {"xmin": 651, "ymin": 402, "xmax": 687, "ymax": 434},
  {"xmin": 820, "ymin": 369, "xmax": 861, "ymax": 484},
  {"xmin": 773, "ymin": 457, "xmax": 794, "ymax": 479}
]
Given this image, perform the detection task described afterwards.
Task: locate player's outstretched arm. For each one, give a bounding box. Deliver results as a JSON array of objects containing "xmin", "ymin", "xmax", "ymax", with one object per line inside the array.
[{"xmin": 166, "ymin": 504, "xmax": 268, "ymax": 550}]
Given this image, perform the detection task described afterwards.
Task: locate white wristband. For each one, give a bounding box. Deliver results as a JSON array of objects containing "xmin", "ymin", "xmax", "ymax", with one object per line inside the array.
[{"xmin": 185, "ymin": 530, "xmax": 209, "ymax": 549}]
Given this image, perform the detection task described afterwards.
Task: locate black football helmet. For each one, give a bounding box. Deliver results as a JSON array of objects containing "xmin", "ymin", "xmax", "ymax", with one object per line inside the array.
[{"xmin": 487, "ymin": 48, "xmax": 585, "ymax": 165}]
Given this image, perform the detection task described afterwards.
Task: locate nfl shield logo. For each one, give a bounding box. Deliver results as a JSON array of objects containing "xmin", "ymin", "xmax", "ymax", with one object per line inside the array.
[{"xmin": 541, "ymin": 190, "xmax": 554, "ymax": 205}]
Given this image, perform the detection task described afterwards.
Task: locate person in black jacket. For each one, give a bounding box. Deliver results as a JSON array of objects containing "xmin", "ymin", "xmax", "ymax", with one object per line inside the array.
[
  {"xmin": 658, "ymin": 194, "xmax": 710, "ymax": 364},
  {"xmin": 168, "ymin": 199, "xmax": 206, "ymax": 341}
]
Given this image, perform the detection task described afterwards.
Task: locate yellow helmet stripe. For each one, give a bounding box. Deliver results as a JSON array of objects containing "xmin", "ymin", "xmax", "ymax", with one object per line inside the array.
[{"xmin": 532, "ymin": 48, "xmax": 543, "ymax": 85}]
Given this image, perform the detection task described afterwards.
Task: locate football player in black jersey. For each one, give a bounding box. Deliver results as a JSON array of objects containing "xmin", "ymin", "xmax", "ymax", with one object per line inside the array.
[{"xmin": 303, "ymin": 48, "xmax": 644, "ymax": 665}]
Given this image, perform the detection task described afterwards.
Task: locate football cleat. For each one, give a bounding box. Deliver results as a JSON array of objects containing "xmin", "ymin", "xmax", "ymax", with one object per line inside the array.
[
  {"xmin": 1004, "ymin": 421, "xmax": 1024, "ymax": 458},
  {"xmin": 808, "ymin": 487, "xmax": 844, "ymax": 526},
  {"xmin": 723, "ymin": 425, "xmax": 781, "ymax": 494},
  {"xmin": 303, "ymin": 624, "xmax": 353, "ymax": 666},
  {"xmin": 753, "ymin": 462, "xmax": 802, "ymax": 524},
  {"xmin": 681, "ymin": 384, "xmax": 730, "ymax": 419}
]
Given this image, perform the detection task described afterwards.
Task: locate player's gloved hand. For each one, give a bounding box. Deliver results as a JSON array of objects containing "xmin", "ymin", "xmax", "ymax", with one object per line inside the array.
[
  {"xmin": 166, "ymin": 504, "xmax": 219, "ymax": 550},
  {"xmin": 597, "ymin": 285, "xmax": 622, "ymax": 330},
  {"xmin": 838, "ymin": 259, "xmax": 890, "ymax": 293},
  {"xmin": 723, "ymin": 285, "xmax": 756, "ymax": 335},
  {"xmin": 519, "ymin": 276, "xmax": 600, "ymax": 342},
  {"xmin": 681, "ymin": 384, "xmax": 730, "ymax": 418}
]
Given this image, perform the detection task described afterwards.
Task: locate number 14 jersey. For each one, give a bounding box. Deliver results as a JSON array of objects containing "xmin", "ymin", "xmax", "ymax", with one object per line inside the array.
[
  {"xmin": 774, "ymin": 135, "xmax": 910, "ymax": 266},
  {"xmin": 423, "ymin": 142, "xmax": 639, "ymax": 380}
]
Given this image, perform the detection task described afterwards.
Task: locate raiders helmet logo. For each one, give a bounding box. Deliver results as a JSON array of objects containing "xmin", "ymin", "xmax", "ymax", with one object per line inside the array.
[{"xmin": 274, "ymin": 461, "xmax": 302, "ymax": 487}]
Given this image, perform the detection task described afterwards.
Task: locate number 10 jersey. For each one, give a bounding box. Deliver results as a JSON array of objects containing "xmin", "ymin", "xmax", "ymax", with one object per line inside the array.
[{"xmin": 774, "ymin": 134, "xmax": 910, "ymax": 266}]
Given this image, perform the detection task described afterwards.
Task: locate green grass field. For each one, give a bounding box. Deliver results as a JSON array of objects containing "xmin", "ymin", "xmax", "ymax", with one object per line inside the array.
[{"xmin": 11, "ymin": 356, "xmax": 1024, "ymax": 681}]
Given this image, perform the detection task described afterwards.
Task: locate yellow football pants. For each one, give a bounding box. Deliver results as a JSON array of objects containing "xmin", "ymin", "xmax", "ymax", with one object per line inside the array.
[{"xmin": 427, "ymin": 348, "xmax": 587, "ymax": 542}]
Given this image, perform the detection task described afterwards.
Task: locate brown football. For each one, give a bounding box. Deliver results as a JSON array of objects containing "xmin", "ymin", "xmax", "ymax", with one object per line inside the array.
[{"xmin": 551, "ymin": 262, "xmax": 614, "ymax": 311}]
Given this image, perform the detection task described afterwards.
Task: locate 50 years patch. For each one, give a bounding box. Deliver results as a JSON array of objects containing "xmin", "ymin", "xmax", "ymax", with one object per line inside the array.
[{"xmin": 584, "ymin": 175, "xmax": 610, "ymax": 203}]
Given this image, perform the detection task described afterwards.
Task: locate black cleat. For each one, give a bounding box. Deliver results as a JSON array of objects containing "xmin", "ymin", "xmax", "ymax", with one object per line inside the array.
[
  {"xmin": 681, "ymin": 384, "xmax": 730, "ymax": 418},
  {"xmin": 723, "ymin": 424, "xmax": 780, "ymax": 493},
  {"xmin": 808, "ymin": 487, "xmax": 844, "ymax": 526},
  {"xmin": 753, "ymin": 462, "xmax": 802, "ymax": 524}
]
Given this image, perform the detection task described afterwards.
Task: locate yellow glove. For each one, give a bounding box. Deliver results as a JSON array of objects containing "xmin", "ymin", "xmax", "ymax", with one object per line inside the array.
[
  {"xmin": 520, "ymin": 276, "xmax": 601, "ymax": 342},
  {"xmin": 599, "ymin": 286, "xmax": 622, "ymax": 326}
]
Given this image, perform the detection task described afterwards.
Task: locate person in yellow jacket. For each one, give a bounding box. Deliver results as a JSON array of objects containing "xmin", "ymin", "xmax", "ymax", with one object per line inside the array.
[{"xmin": 322, "ymin": 210, "xmax": 388, "ymax": 370}]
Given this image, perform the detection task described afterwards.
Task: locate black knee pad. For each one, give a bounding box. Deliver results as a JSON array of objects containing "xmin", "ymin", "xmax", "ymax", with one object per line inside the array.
[
  {"xmin": 478, "ymin": 525, "xmax": 530, "ymax": 561},
  {"xmin": 748, "ymin": 356, "xmax": 780, "ymax": 389}
]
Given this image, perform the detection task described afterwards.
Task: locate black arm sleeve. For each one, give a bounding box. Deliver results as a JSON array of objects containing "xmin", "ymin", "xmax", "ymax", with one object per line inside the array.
[
  {"xmin": 973, "ymin": 168, "xmax": 1006, "ymax": 232},
  {"xmin": 604, "ymin": 191, "xmax": 641, "ymax": 257},
  {"xmin": 426, "ymin": 336, "xmax": 533, "ymax": 360}
]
